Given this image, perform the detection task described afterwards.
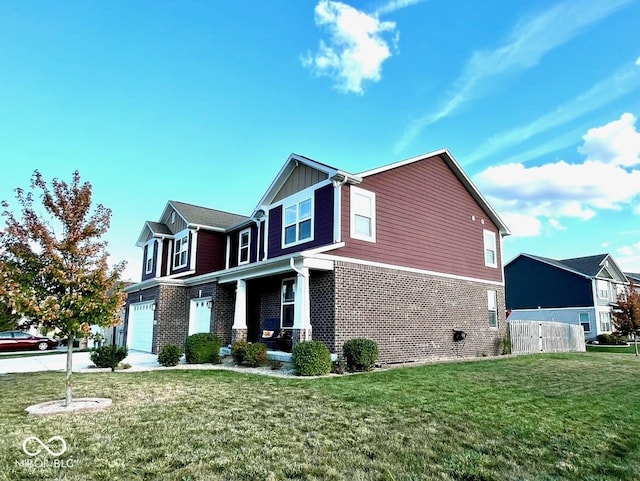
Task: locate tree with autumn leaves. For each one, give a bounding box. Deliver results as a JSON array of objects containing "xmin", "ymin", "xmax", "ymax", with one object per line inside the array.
[
  {"xmin": 0, "ymin": 170, "xmax": 126, "ymax": 406},
  {"xmin": 612, "ymin": 279, "xmax": 640, "ymax": 356}
]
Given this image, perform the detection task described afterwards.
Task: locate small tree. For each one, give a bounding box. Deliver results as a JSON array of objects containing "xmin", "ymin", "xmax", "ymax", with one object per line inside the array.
[
  {"xmin": 0, "ymin": 170, "xmax": 126, "ymax": 406},
  {"xmin": 612, "ymin": 279, "xmax": 640, "ymax": 356}
]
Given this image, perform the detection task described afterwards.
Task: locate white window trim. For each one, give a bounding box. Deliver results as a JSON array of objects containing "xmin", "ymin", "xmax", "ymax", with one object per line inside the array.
[
  {"xmin": 281, "ymin": 192, "xmax": 314, "ymax": 249},
  {"xmin": 145, "ymin": 240, "xmax": 155, "ymax": 274},
  {"xmin": 487, "ymin": 290, "xmax": 498, "ymax": 328},
  {"xmin": 598, "ymin": 310, "xmax": 612, "ymax": 332},
  {"xmin": 350, "ymin": 186, "xmax": 376, "ymax": 243},
  {"xmin": 483, "ymin": 229, "xmax": 497, "ymax": 268},
  {"xmin": 281, "ymin": 277, "xmax": 296, "ymax": 329},
  {"xmin": 173, "ymin": 231, "xmax": 189, "ymax": 269},
  {"xmin": 238, "ymin": 228, "xmax": 251, "ymax": 265}
]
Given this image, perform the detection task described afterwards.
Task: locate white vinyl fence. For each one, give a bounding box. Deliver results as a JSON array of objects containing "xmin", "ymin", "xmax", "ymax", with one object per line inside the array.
[{"xmin": 508, "ymin": 320, "xmax": 586, "ymax": 355}]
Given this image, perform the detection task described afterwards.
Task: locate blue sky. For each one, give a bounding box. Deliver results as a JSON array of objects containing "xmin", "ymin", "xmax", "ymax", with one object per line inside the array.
[{"xmin": 1, "ymin": 0, "xmax": 639, "ymax": 281}]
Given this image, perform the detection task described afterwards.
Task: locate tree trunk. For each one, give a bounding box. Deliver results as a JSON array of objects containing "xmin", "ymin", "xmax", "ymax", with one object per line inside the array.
[
  {"xmin": 635, "ymin": 334, "xmax": 638, "ymax": 357},
  {"xmin": 65, "ymin": 334, "xmax": 74, "ymax": 406}
]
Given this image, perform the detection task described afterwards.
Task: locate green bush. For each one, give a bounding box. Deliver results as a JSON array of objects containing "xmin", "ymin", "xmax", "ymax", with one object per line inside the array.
[
  {"xmin": 90, "ymin": 345, "xmax": 128, "ymax": 368},
  {"xmin": 243, "ymin": 343, "xmax": 267, "ymax": 367},
  {"xmin": 231, "ymin": 340, "xmax": 248, "ymax": 365},
  {"xmin": 158, "ymin": 344, "xmax": 182, "ymax": 367},
  {"xmin": 292, "ymin": 341, "xmax": 331, "ymax": 376},
  {"xmin": 185, "ymin": 333, "xmax": 221, "ymax": 364},
  {"xmin": 343, "ymin": 338, "xmax": 379, "ymax": 372},
  {"xmin": 596, "ymin": 333, "xmax": 627, "ymax": 345}
]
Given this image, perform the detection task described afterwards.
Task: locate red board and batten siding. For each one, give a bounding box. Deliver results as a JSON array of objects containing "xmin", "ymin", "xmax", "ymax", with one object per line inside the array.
[{"xmin": 333, "ymin": 154, "xmax": 503, "ymax": 283}]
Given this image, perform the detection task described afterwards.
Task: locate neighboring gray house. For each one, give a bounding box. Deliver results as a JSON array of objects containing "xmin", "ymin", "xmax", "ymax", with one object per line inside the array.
[{"xmin": 505, "ymin": 253, "xmax": 628, "ymax": 340}]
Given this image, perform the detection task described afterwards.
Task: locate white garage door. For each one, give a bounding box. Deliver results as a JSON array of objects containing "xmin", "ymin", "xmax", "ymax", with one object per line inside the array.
[
  {"xmin": 189, "ymin": 298, "xmax": 212, "ymax": 335},
  {"xmin": 128, "ymin": 301, "xmax": 155, "ymax": 352}
]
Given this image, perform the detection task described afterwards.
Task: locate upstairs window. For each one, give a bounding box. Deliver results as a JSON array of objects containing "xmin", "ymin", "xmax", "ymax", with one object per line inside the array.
[
  {"xmin": 483, "ymin": 230, "xmax": 497, "ymax": 268},
  {"xmin": 597, "ymin": 280, "xmax": 609, "ymax": 299},
  {"xmin": 487, "ymin": 290, "xmax": 498, "ymax": 328},
  {"xmin": 283, "ymin": 197, "xmax": 313, "ymax": 247},
  {"xmin": 173, "ymin": 234, "xmax": 188, "ymax": 269},
  {"xmin": 145, "ymin": 241, "xmax": 154, "ymax": 274},
  {"xmin": 350, "ymin": 186, "xmax": 376, "ymax": 242},
  {"xmin": 238, "ymin": 228, "xmax": 251, "ymax": 265}
]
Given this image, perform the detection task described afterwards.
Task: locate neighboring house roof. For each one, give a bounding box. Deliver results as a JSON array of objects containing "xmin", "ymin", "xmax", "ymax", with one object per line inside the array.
[
  {"xmin": 168, "ymin": 201, "xmax": 248, "ymax": 229},
  {"xmin": 510, "ymin": 253, "xmax": 627, "ymax": 281},
  {"xmin": 358, "ymin": 148, "xmax": 510, "ymax": 236},
  {"xmin": 625, "ymin": 272, "xmax": 640, "ymax": 283}
]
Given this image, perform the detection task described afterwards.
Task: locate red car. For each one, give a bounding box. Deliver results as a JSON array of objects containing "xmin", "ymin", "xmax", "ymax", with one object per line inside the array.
[{"xmin": 0, "ymin": 331, "xmax": 59, "ymax": 352}]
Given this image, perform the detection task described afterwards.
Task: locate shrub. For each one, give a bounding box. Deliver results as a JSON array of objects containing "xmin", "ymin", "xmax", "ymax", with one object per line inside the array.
[
  {"xmin": 231, "ymin": 340, "xmax": 249, "ymax": 364},
  {"xmin": 243, "ymin": 342, "xmax": 267, "ymax": 367},
  {"xmin": 158, "ymin": 344, "xmax": 182, "ymax": 367},
  {"xmin": 343, "ymin": 338, "xmax": 379, "ymax": 372},
  {"xmin": 595, "ymin": 333, "xmax": 627, "ymax": 345},
  {"xmin": 292, "ymin": 341, "xmax": 331, "ymax": 376},
  {"xmin": 185, "ymin": 333, "xmax": 222, "ymax": 364},
  {"xmin": 90, "ymin": 345, "xmax": 128, "ymax": 368}
]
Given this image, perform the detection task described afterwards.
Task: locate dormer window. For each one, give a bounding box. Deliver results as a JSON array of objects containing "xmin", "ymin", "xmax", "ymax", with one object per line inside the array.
[
  {"xmin": 238, "ymin": 228, "xmax": 251, "ymax": 265},
  {"xmin": 145, "ymin": 241, "xmax": 155, "ymax": 274},
  {"xmin": 171, "ymin": 211, "xmax": 176, "ymax": 224},
  {"xmin": 283, "ymin": 196, "xmax": 313, "ymax": 247},
  {"xmin": 173, "ymin": 234, "xmax": 189, "ymax": 269}
]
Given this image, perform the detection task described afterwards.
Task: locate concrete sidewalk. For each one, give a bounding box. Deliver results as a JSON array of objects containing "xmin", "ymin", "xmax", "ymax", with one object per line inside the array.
[{"xmin": 0, "ymin": 350, "xmax": 160, "ymax": 374}]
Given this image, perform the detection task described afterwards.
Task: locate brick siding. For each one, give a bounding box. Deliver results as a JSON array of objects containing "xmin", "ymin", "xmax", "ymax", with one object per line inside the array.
[
  {"xmin": 155, "ymin": 284, "xmax": 189, "ymax": 353},
  {"xmin": 214, "ymin": 282, "xmax": 236, "ymax": 345},
  {"xmin": 310, "ymin": 270, "xmax": 336, "ymax": 351},
  {"xmin": 333, "ymin": 261, "xmax": 507, "ymax": 363}
]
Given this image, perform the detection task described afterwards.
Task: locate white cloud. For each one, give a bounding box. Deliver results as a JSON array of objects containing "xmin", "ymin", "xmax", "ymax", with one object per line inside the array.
[
  {"xmin": 395, "ymin": 0, "xmax": 632, "ymax": 152},
  {"xmin": 464, "ymin": 58, "xmax": 640, "ymax": 165},
  {"xmin": 475, "ymin": 114, "xmax": 640, "ymax": 237},
  {"xmin": 374, "ymin": 0, "xmax": 427, "ymax": 16},
  {"xmin": 616, "ymin": 242, "xmax": 640, "ymax": 272},
  {"xmin": 500, "ymin": 212, "xmax": 542, "ymax": 237},
  {"xmin": 579, "ymin": 112, "xmax": 640, "ymax": 167},
  {"xmin": 303, "ymin": 1, "xmax": 397, "ymax": 94},
  {"xmin": 548, "ymin": 219, "xmax": 566, "ymax": 231}
]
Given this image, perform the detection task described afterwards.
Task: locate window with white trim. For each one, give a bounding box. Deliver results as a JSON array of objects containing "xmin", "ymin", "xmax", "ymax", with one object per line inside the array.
[
  {"xmin": 599, "ymin": 311, "xmax": 612, "ymax": 332},
  {"xmin": 238, "ymin": 228, "xmax": 251, "ymax": 265},
  {"xmin": 350, "ymin": 186, "xmax": 376, "ymax": 242},
  {"xmin": 145, "ymin": 241, "xmax": 154, "ymax": 274},
  {"xmin": 173, "ymin": 234, "xmax": 189, "ymax": 269},
  {"xmin": 281, "ymin": 278, "xmax": 295, "ymax": 328},
  {"xmin": 483, "ymin": 230, "xmax": 497, "ymax": 268},
  {"xmin": 579, "ymin": 312, "xmax": 591, "ymax": 332},
  {"xmin": 283, "ymin": 197, "xmax": 313, "ymax": 247},
  {"xmin": 488, "ymin": 290, "xmax": 498, "ymax": 328},
  {"xmin": 597, "ymin": 280, "xmax": 609, "ymax": 299}
]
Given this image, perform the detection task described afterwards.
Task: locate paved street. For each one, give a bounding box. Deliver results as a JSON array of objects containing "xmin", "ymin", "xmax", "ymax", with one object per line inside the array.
[{"xmin": 0, "ymin": 349, "xmax": 159, "ymax": 374}]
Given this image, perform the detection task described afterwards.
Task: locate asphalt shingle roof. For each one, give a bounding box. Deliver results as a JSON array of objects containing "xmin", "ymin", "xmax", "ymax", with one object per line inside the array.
[
  {"xmin": 170, "ymin": 201, "xmax": 249, "ymax": 229},
  {"xmin": 146, "ymin": 221, "xmax": 172, "ymax": 235},
  {"xmin": 557, "ymin": 254, "xmax": 608, "ymax": 277}
]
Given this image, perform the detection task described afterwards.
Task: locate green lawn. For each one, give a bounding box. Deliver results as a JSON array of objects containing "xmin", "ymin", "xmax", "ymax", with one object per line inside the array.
[
  {"xmin": 587, "ymin": 344, "xmax": 639, "ymax": 354},
  {"xmin": 2, "ymin": 353, "xmax": 639, "ymax": 481}
]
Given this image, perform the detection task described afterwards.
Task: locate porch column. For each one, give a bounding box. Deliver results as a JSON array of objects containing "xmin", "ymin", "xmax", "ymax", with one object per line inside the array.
[
  {"xmin": 231, "ymin": 279, "xmax": 247, "ymax": 343},
  {"xmin": 292, "ymin": 268, "xmax": 312, "ymax": 344}
]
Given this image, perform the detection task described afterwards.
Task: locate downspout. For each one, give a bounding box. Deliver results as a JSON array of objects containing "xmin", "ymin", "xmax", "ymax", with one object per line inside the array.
[{"xmin": 332, "ymin": 177, "xmax": 348, "ymax": 243}]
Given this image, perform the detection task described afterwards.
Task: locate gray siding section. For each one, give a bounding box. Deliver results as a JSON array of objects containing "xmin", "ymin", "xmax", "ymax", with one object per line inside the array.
[{"xmin": 273, "ymin": 164, "xmax": 329, "ymax": 202}]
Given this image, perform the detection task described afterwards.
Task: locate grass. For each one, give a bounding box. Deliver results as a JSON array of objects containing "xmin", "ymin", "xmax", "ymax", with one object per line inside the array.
[
  {"xmin": 1, "ymin": 353, "xmax": 639, "ymax": 480},
  {"xmin": 586, "ymin": 344, "xmax": 639, "ymax": 354}
]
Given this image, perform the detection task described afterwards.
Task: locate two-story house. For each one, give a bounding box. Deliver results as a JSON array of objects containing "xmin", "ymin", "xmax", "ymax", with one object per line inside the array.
[
  {"xmin": 124, "ymin": 150, "xmax": 511, "ymax": 363},
  {"xmin": 505, "ymin": 253, "xmax": 629, "ymax": 340}
]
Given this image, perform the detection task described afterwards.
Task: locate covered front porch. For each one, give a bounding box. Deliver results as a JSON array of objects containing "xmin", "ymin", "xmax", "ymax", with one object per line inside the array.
[{"xmin": 218, "ymin": 255, "xmax": 335, "ymax": 353}]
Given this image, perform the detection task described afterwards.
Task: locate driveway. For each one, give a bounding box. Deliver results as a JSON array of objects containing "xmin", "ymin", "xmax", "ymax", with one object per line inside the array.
[{"xmin": 0, "ymin": 349, "xmax": 159, "ymax": 374}]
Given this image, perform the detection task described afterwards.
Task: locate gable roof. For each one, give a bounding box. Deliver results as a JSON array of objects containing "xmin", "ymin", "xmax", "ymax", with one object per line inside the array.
[
  {"xmin": 511, "ymin": 253, "xmax": 627, "ymax": 281},
  {"xmin": 253, "ymin": 153, "xmax": 362, "ymax": 215},
  {"xmin": 358, "ymin": 148, "xmax": 511, "ymax": 236}
]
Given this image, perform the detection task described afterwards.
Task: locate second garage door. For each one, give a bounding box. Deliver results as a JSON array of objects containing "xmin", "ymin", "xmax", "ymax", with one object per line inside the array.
[{"xmin": 127, "ymin": 301, "xmax": 155, "ymax": 352}]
